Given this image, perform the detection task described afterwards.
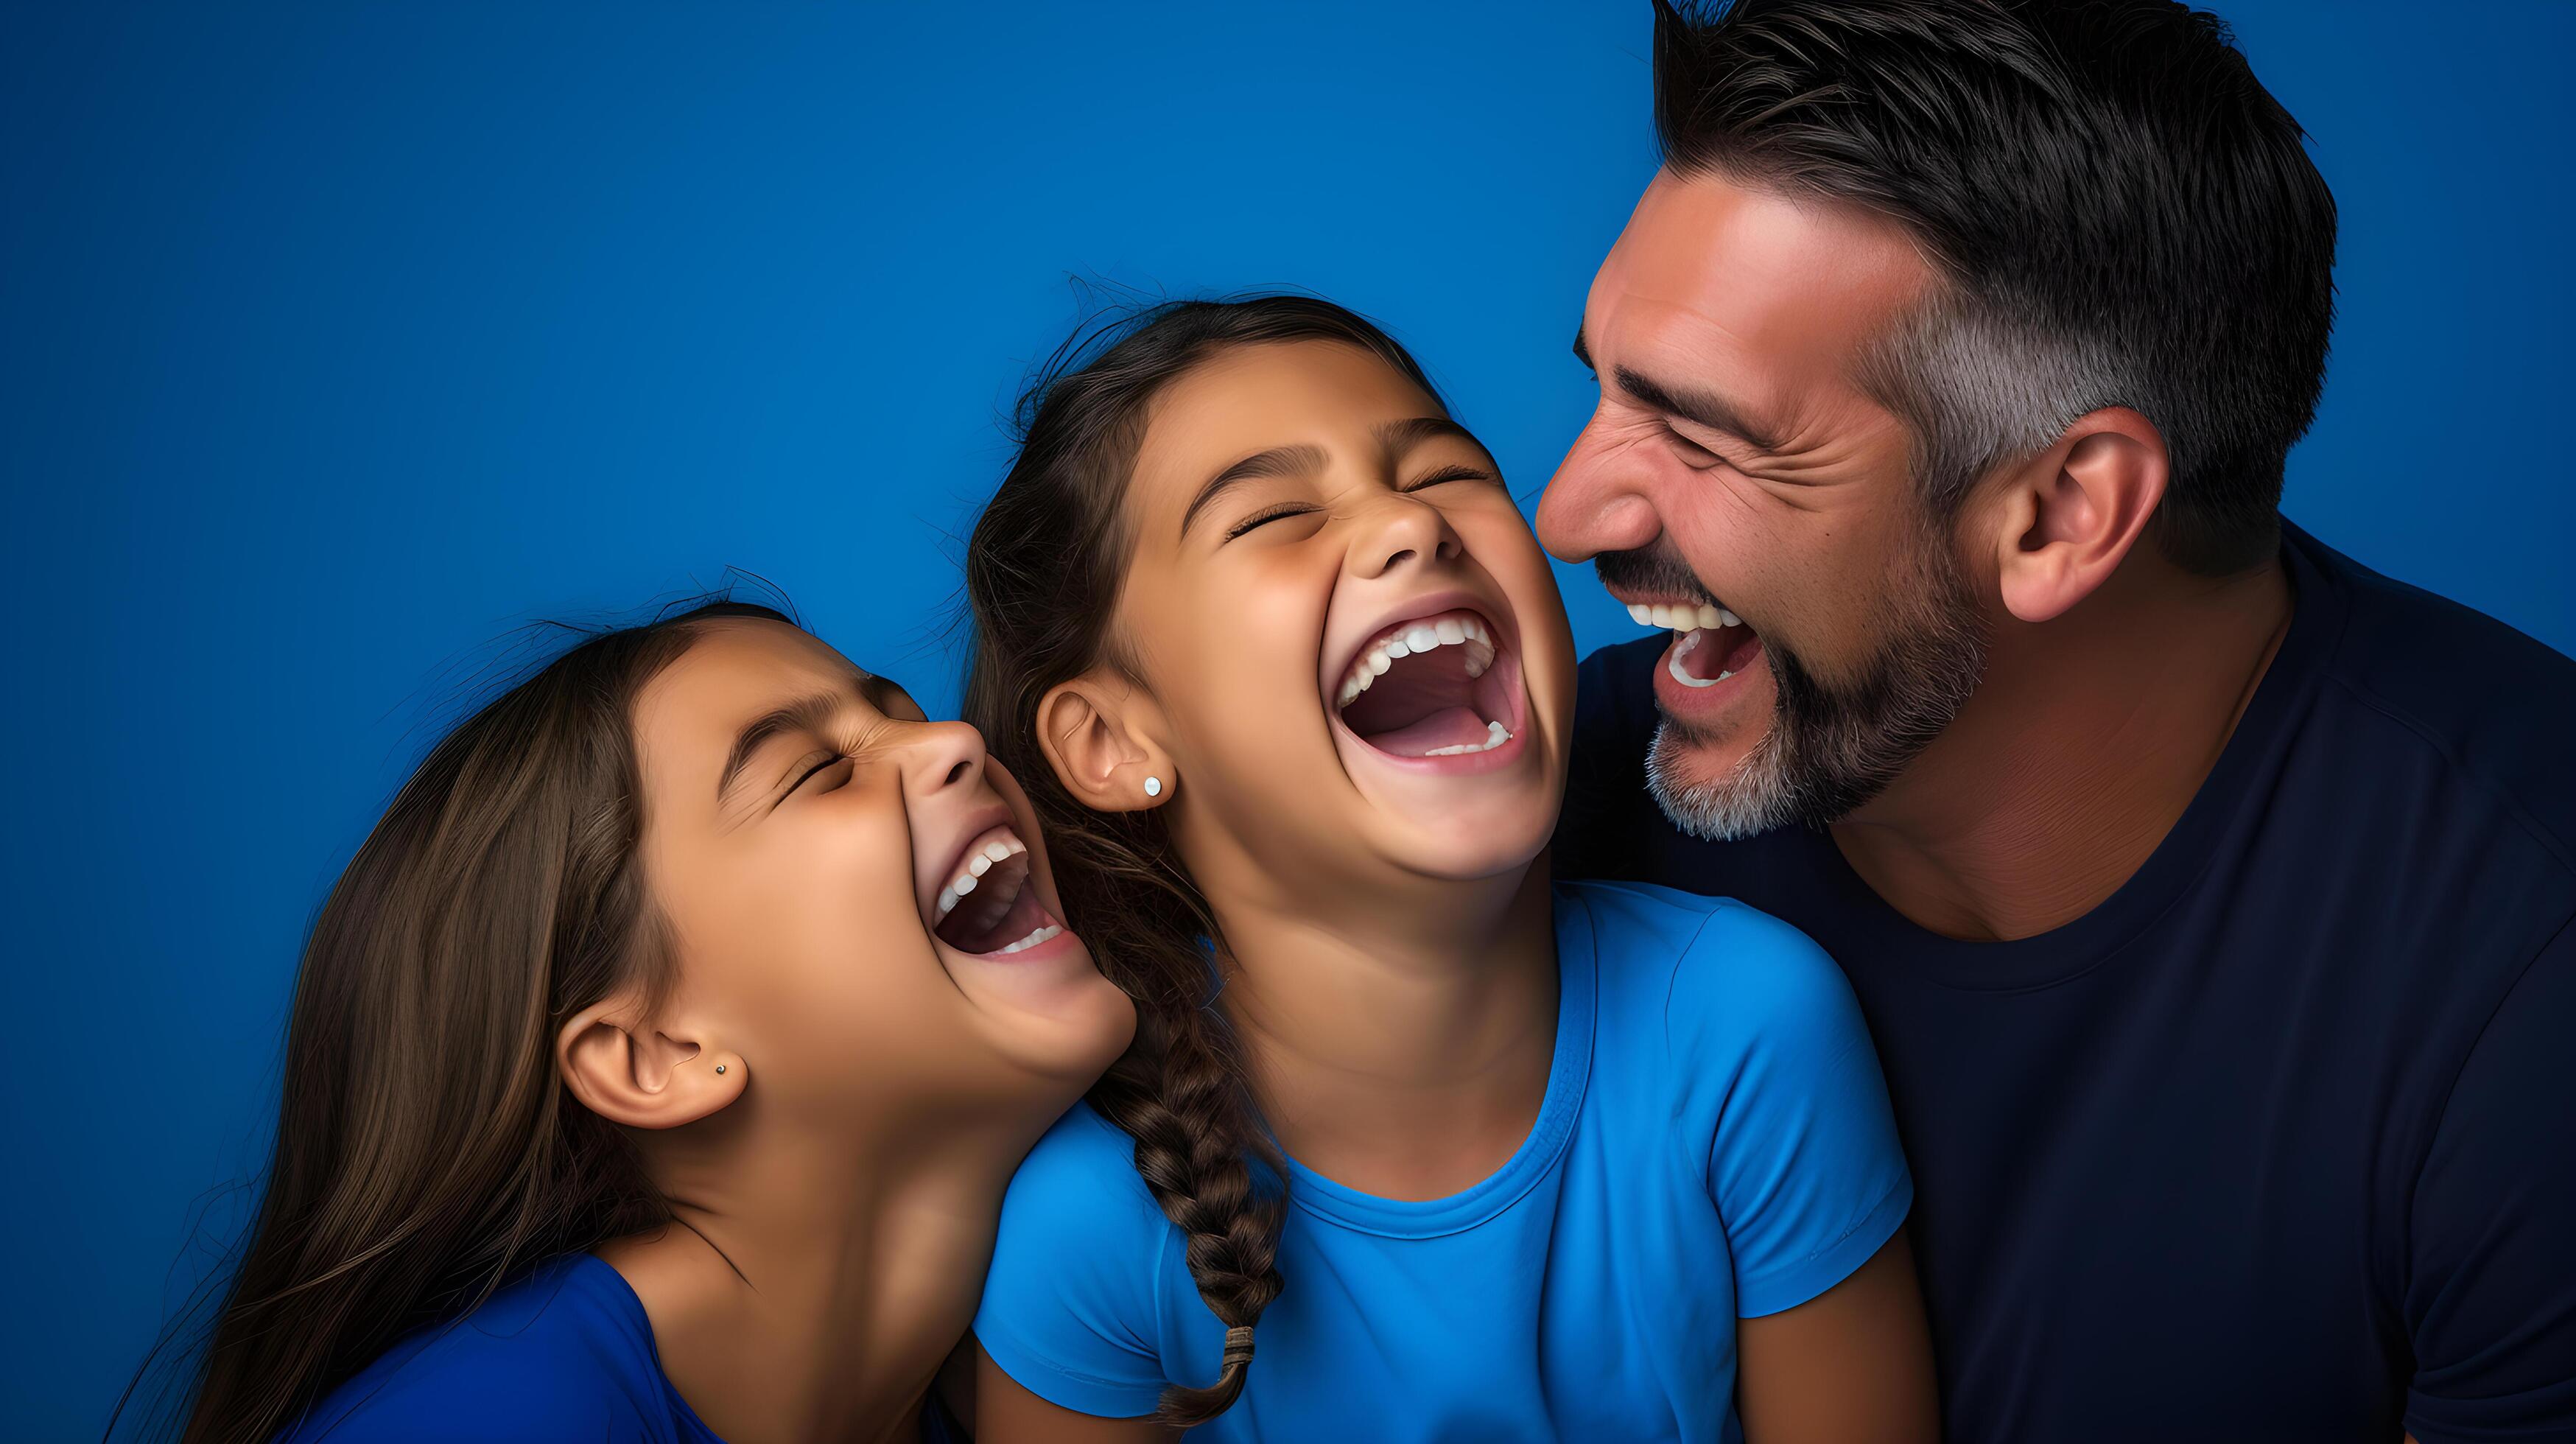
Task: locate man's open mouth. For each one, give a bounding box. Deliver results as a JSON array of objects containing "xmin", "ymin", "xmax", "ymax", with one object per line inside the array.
[
  {"xmin": 1330, "ymin": 608, "xmax": 1524, "ymax": 760},
  {"xmin": 1632, "ymin": 600, "xmax": 1765, "ymax": 690},
  {"xmin": 928, "ymin": 823, "xmax": 1066, "ymax": 957}
]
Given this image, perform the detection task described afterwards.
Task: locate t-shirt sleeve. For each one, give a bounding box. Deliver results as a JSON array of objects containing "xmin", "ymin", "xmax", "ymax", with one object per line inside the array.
[
  {"xmin": 972, "ymin": 1107, "xmax": 1179, "ymax": 1420},
  {"xmin": 2401, "ymin": 917, "xmax": 2576, "ymax": 1443},
  {"xmin": 1673, "ymin": 903, "xmax": 1913, "ymax": 1319}
]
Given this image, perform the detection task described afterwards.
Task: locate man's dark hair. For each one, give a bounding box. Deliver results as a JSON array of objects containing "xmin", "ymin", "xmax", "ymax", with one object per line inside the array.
[{"xmin": 1652, "ymin": 0, "xmax": 2337, "ymax": 574}]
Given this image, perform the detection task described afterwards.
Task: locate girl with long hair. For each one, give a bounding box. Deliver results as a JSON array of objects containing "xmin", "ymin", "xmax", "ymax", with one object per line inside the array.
[
  {"xmin": 960, "ymin": 296, "xmax": 1938, "ymax": 1442},
  {"xmin": 153, "ymin": 601, "xmax": 1134, "ymax": 1443}
]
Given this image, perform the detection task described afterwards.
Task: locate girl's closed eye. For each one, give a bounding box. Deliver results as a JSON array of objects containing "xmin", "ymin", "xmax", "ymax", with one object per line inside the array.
[
  {"xmin": 787, "ymin": 750, "xmax": 854, "ymax": 797},
  {"xmin": 1403, "ymin": 463, "xmax": 1498, "ymax": 492},
  {"xmin": 1226, "ymin": 502, "xmax": 1322, "ymax": 541}
]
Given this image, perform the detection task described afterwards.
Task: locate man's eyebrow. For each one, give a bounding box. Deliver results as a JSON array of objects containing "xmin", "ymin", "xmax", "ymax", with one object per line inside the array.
[
  {"xmin": 1374, "ymin": 416, "xmax": 1481, "ymax": 456},
  {"xmin": 1572, "ymin": 327, "xmax": 1593, "ymax": 371},
  {"xmin": 1612, "ymin": 364, "xmax": 1788, "ymax": 454},
  {"xmin": 716, "ymin": 690, "xmax": 846, "ymax": 800},
  {"xmin": 1178, "ymin": 443, "xmax": 1328, "ymax": 540}
]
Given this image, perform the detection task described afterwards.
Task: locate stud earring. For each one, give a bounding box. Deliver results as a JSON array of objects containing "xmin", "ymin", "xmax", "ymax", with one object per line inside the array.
[
  {"xmin": 714, "ymin": 1063, "xmax": 727, "ymax": 1075},
  {"xmin": 1143, "ymin": 776, "xmax": 1162, "ymax": 798}
]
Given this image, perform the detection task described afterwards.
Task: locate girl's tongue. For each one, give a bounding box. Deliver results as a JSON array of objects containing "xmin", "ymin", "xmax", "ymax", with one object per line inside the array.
[
  {"xmin": 1358, "ymin": 706, "xmax": 1506, "ymax": 758},
  {"xmin": 1336, "ymin": 614, "xmax": 1515, "ymax": 758}
]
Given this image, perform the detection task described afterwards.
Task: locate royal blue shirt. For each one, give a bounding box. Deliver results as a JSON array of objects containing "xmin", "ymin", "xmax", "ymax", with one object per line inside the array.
[
  {"xmin": 281, "ymin": 1254, "xmax": 722, "ymax": 1443},
  {"xmin": 974, "ymin": 880, "xmax": 1912, "ymax": 1442},
  {"xmin": 280, "ymin": 1253, "xmax": 970, "ymax": 1443},
  {"xmin": 1556, "ymin": 522, "xmax": 2576, "ymax": 1443}
]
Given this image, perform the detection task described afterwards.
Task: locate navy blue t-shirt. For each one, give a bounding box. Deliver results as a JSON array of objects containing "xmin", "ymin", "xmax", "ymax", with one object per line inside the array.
[{"xmin": 1555, "ymin": 522, "xmax": 2576, "ymax": 1444}]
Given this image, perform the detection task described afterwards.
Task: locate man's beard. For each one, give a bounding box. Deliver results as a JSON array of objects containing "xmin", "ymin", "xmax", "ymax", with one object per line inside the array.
[{"xmin": 1607, "ymin": 521, "xmax": 1988, "ymax": 842}]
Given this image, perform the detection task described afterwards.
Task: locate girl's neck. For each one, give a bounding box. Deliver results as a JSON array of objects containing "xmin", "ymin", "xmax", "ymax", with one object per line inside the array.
[
  {"xmin": 1209, "ymin": 855, "xmax": 1561, "ymax": 1202},
  {"xmin": 604, "ymin": 1107, "xmax": 1031, "ymax": 1444}
]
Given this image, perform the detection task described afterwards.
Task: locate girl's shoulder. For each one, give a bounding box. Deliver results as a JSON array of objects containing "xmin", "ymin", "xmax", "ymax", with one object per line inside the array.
[
  {"xmin": 1554, "ymin": 878, "xmax": 1867, "ymax": 1068},
  {"xmin": 978, "ymin": 1103, "xmax": 1191, "ymax": 1417},
  {"xmin": 992, "ymin": 1101, "xmax": 1187, "ymax": 1280},
  {"xmin": 1000, "ymin": 1100, "xmax": 1171, "ymax": 1228},
  {"xmin": 280, "ymin": 1254, "xmax": 706, "ymax": 1443}
]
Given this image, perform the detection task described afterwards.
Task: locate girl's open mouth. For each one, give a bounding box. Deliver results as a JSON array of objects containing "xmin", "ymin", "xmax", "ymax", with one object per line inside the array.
[
  {"xmin": 929, "ymin": 824, "xmax": 1068, "ymax": 958},
  {"xmin": 1328, "ymin": 608, "xmax": 1527, "ymax": 767}
]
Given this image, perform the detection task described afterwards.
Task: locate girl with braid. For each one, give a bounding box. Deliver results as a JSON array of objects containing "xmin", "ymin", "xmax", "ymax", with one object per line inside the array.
[{"xmin": 961, "ymin": 296, "xmax": 1937, "ymax": 1443}]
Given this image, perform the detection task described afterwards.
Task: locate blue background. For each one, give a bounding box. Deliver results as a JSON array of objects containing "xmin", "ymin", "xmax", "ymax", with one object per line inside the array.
[{"xmin": 5, "ymin": 1, "xmax": 2569, "ymax": 1434}]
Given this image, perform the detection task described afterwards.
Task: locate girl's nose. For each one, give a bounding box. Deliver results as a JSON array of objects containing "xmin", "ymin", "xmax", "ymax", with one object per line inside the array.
[
  {"xmin": 894, "ymin": 719, "xmax": 987, "ymax": 797},
  {"xmin": 1350, "ymin": 494, "xmax": 1464, "ymax": 580}
]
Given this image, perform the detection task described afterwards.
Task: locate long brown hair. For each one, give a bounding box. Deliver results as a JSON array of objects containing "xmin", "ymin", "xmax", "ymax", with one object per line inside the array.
[
  {"xmin": 961, "ymin": 295, "xmax": 1449, "ymax": 1426},
  {"xmin": 132, "ymin": 600, "xmax": 790, "ymax": 1444}
]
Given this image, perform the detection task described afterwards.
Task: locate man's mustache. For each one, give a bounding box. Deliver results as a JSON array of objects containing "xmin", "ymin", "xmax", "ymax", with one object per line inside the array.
[{"xmin": 1593, "ymin": 547, "xmax": 1716, "ymax": 607}]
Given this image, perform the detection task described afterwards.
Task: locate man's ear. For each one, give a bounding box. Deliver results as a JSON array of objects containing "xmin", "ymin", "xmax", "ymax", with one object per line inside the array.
[
  {"xmin": 556, "ymin": 995, "xmax": 745, "ymax": 1130},
  {"xmin": 1984, "ymin": 406, "xmax": 2169, "ymax": 625},
  {"xmin": 1035, "ymin": 672, "xmax": 1174, "ymax": 813}
]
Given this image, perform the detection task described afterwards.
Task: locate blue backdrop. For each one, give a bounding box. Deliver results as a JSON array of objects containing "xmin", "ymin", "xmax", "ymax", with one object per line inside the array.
[{"xmin": 6, "ymin": 1, "xmax": 2570, "ymax": 1434}]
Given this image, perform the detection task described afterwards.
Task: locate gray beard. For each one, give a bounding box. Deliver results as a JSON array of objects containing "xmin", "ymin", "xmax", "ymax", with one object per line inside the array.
[{"xmin": 1645, "ymin": 535, "xmax": 1989, "ymax": 842}]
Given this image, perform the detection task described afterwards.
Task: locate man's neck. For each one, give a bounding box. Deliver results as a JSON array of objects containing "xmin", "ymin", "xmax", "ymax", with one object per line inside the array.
[
  {"xmin": 1831, "ymin": 555, "xmax": 2292, "ymax": 942},
  {"xmin": 1201, "ymin": 854, "xmax": 1560, "ymax": 1202},
  {"xmin": 605, "ymin": 1106, "xmax": 1035, "ymax": 1444}
]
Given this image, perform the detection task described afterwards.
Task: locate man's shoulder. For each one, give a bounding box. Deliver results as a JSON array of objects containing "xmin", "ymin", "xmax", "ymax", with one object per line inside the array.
[{"xmin": 2294, "ymin": 526, "xmax": 2576, "ymax": 869}]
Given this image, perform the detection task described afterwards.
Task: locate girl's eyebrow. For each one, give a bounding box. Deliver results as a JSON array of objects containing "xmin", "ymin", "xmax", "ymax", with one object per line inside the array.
[
  {"xmin": 1179, "ymin": 444, "xmax": 1328, "ymax": 539},
  {"xmin": 715, "ymin": 669, "xmax": 900, "ymax": 799},
  {"xmin": 1375, "ymin": 416, "xmax": 1482, "ymax": 456}
]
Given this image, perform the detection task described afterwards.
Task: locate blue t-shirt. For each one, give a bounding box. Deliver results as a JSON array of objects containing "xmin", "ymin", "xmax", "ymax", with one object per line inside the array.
[
  {"xmin": 974, "ymin": 880, "xmax": 1912, "ymax": 1442},
  {"xmin": 281, "ymin": 1253, "xmax": 721, "ymax": 1443},
  {"xmin": 1555, "ymin": 521, "xmax": 2576, "ymax": 1443}
]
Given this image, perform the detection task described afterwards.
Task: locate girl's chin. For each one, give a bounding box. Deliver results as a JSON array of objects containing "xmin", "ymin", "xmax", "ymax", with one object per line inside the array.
[{"xmin": 1350, "ymin": 795, "xmax": 1560, "ymax": 885}]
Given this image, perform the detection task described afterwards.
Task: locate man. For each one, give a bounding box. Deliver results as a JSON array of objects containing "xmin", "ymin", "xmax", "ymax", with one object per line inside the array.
[{"xmin": 1540, "ymin": 2, "xmax": 2576, "ymax": 1441}]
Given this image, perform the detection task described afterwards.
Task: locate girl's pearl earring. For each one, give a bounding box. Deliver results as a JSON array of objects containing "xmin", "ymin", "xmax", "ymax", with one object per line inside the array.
[{"xmin": 1143, "ymin": 776, "xmax": 1163, "ymax": 799}]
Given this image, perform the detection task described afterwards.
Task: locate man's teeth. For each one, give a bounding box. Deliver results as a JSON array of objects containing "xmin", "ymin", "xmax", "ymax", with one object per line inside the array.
[
  {"xmin": 993, "ymin": 923, "xmax": 1062, "ymax": 956},
  {"xmin": 1626, "ymin": 601, "xmax": 1740, "ymax": 631},
  {"xmin": 1336, "ymin": 614, "xmax": 1497, "ymax": 708},
  {"xmin": 1422, "ymin": 719, "xmax": 1515, "ymax": 757},
  {"xmin": 935, "ymin": 833, "xmax": 1028, "ymax": 919}
]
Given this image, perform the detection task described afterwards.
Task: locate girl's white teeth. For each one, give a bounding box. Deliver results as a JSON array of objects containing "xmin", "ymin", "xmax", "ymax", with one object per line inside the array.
[
  {"xmin": 935, "ymin": 832, "xmax": 1028, "ymax": 918},
  {"xmin": 1423, "ymin": 719, "xmax": 1514, "ymax": 757},
  {"xmin": 1335, "ymin": 613, "xmax": 1496, "ymax": 708},
  {"xmin": 994, "ymin": 923, "xmax": 1061, "ymax": 956}
]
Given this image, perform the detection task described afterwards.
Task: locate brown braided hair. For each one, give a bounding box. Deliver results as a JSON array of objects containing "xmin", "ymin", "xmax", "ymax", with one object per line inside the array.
[{"xmin": 961, "ymin": 294, "xmax": 1450, "ymax": 1426}]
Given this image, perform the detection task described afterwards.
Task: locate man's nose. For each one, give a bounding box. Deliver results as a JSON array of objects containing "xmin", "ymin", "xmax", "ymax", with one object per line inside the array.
[
  {"xmin": 893, "ymin": 720, "xmax": 987, "ymax": 799},
  {"xmin": 1349, "ymin": 493, "xmax": 1462, "ymax": 580},
  {"xmin": 1537, "ymin": 417, "xmax": 1663, "ymax": 563}
]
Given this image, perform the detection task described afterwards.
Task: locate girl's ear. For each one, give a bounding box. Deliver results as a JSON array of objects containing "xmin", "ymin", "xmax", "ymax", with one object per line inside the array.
[
  {"xmin": 556, "ymin": 995, "xmax": 746, "ymax": 1129},
  {"xmin": 1036, "ymin": 673, "xmax": 1176, "ymax": 813}
]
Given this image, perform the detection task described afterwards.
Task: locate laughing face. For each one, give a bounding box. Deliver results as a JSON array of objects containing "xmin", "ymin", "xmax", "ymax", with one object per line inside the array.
[
  {"xmin": 1538, "ymin": 169, "xmax": 1989, "ymax": 839},
  {"xmin": 1102, "ymin": 339, "xmax": 1575, "ymax": 897},
  {"xmin": 631, "ymin": 619, "xmax": 1134, "ymax": 1119}
]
